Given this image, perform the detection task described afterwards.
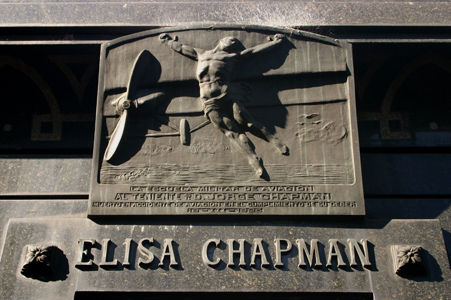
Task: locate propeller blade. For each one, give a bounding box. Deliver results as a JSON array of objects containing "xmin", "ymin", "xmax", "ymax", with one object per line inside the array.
[
  {"xmin": 104, "ymin": 50, "xmax": 152, "ymax": 161},
  {"xmin": 104, "ymin": 109, "xmax": 128, "ymax": 161},
  {"xmin": 127, "ymin": 50, "xmax": 152, "ymax": 100}
]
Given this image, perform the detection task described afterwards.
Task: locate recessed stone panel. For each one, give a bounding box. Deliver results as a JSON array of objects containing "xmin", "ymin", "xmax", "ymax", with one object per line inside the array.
[{"xmin": 1, "ymin": 219, "xmax": 450, "ymax": 299}]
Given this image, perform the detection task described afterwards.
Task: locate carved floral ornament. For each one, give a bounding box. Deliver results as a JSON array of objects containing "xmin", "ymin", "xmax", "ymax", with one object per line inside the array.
[
  {"xmin": 391, "ymin": 245, "xmax": 427, "ymax": 277},
  {"xmin": 21, "ymin": 244, "xmax": 68, "ymax": 281}
]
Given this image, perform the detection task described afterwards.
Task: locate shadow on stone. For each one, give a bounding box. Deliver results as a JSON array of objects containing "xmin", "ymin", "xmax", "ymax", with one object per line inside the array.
[{"xmin": 20, "ymin": 244, "xmax": 69, "ymax": 282}]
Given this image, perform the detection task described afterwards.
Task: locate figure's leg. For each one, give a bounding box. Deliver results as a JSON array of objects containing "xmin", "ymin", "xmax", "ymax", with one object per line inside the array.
[
  {"xmin": 208, "ymin": 110, "xmax": 264, "ymax": 177},
  {"xmin": 233, "ymin": 102, "xmax": 288, "ymax": 155}
]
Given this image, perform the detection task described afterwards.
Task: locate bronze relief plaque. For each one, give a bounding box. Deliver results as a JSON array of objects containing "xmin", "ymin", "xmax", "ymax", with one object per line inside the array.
[{"xmin": 89, "ymin": 25, "xmax": 364, "ymax": 216}]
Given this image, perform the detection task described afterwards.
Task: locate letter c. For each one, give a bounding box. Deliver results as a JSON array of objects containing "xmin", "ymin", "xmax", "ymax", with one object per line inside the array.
[{"xmin": 202, "ymin": 239, "xmax": 221, "ymax": 266}]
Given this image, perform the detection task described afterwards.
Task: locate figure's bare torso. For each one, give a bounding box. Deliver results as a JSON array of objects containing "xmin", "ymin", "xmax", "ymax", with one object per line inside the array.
[{"xmin": 197, "ymin": 51, "xmax": 237, "ymax": 99}]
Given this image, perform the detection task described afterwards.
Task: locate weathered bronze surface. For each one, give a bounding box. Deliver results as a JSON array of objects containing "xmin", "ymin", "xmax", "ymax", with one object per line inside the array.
[{"xmin": 90, "ymin": 25, "xmax": 364, "ymax": 216}]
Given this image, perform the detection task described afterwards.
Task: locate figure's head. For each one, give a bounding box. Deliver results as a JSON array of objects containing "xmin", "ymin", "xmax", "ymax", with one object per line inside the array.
[{"xmin": 218, "ymin": 36, "xmax": 239, "ymax": 52}]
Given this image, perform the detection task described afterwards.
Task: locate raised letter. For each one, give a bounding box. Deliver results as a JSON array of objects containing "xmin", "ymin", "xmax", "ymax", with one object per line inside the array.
[
  {"xmin": 202, "ymin": 239, "xmax": 221, "ymax": 266},
  {"xmin": 99, "ymin": 239, "xmax": 118, "ymax": 268},
  {"xmin": 250, "ymin": 238, "xmax": 269, "ymax": 267},
  {"xmin": 159, "ymin": 239, "xmax": 178, "ymax": 267},
  {"xmin": 227, "ymin": 239, "xmax": 246, "ymax": 267},
  {"xmin": 76, "ymin": 239, "xmax": 95, "ymax": 267},
  {"xmin": 348, "ymin": 239, "xmax": 371, "ymax": 268},
  {"xmin": 274, "ymin": 239, "xmax": 292, "ymax": 267},
  {"xmin": 123, "ymin": 238, "xmax": 133, "ymax": 267},
  {"xmin": 326, "ymin": 239, "xmax": 345, "ymax": 268},
  {"xmin": 296, "ymin": 239, "xmax": 322, "ymax": 268},
  {"xmin": 138, "ymin": 238, "xmax": 154, "ymax": 267}
]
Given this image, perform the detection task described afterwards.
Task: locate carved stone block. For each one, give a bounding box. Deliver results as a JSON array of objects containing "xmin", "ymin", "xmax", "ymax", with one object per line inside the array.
[
  {"xmin": 20, "ymin": 244, "xmax": 68, "ymax": 281},
  {"xmin": 90, "ymin": 25, "xmax": 364, "ymax": 216},
  {"xmin": 391, "ymin": 245, "xmax": 427, "ymax": 277}
]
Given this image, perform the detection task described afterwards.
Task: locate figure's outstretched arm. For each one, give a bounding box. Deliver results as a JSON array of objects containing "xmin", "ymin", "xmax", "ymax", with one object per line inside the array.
[
  {"xmin": 159, "ymin": 33, "xmax": 204, "ymax": 60},
  {"xmin": 240, "ymin": 34, "xmax": 285, "ymax": 59}
]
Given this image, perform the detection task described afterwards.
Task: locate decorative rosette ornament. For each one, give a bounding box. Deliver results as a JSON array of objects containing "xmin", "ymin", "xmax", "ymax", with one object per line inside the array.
[{"xmin": 391, "ymin": 245, "xmax": 427, "ymax": 277}]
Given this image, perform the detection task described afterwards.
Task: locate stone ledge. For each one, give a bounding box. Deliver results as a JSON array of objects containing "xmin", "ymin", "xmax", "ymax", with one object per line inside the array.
[{"xmin": 0, "ymin": 2, "xmax": 450, "ymax": 27}]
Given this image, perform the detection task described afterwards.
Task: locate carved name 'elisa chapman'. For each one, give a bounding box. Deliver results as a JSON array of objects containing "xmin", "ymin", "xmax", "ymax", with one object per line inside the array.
[{"xmin": 90, "ymin": 25, "xmax": 364, "ymax": 216}]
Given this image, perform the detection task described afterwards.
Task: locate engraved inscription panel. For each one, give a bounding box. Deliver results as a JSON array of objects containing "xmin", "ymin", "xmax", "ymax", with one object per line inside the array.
[{"xmin": 90, "ymin": 25, "xmax": 364, "ymax": 216}]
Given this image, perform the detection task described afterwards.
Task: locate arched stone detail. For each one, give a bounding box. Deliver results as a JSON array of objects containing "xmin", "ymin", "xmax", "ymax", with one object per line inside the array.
[
  {"xmin": 379, "ymin": 53, "xmax": 451, "ymax": 139},
  {"xmin": 0, "ymin": 55, "xmax": 62, "ymax": 141}
]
